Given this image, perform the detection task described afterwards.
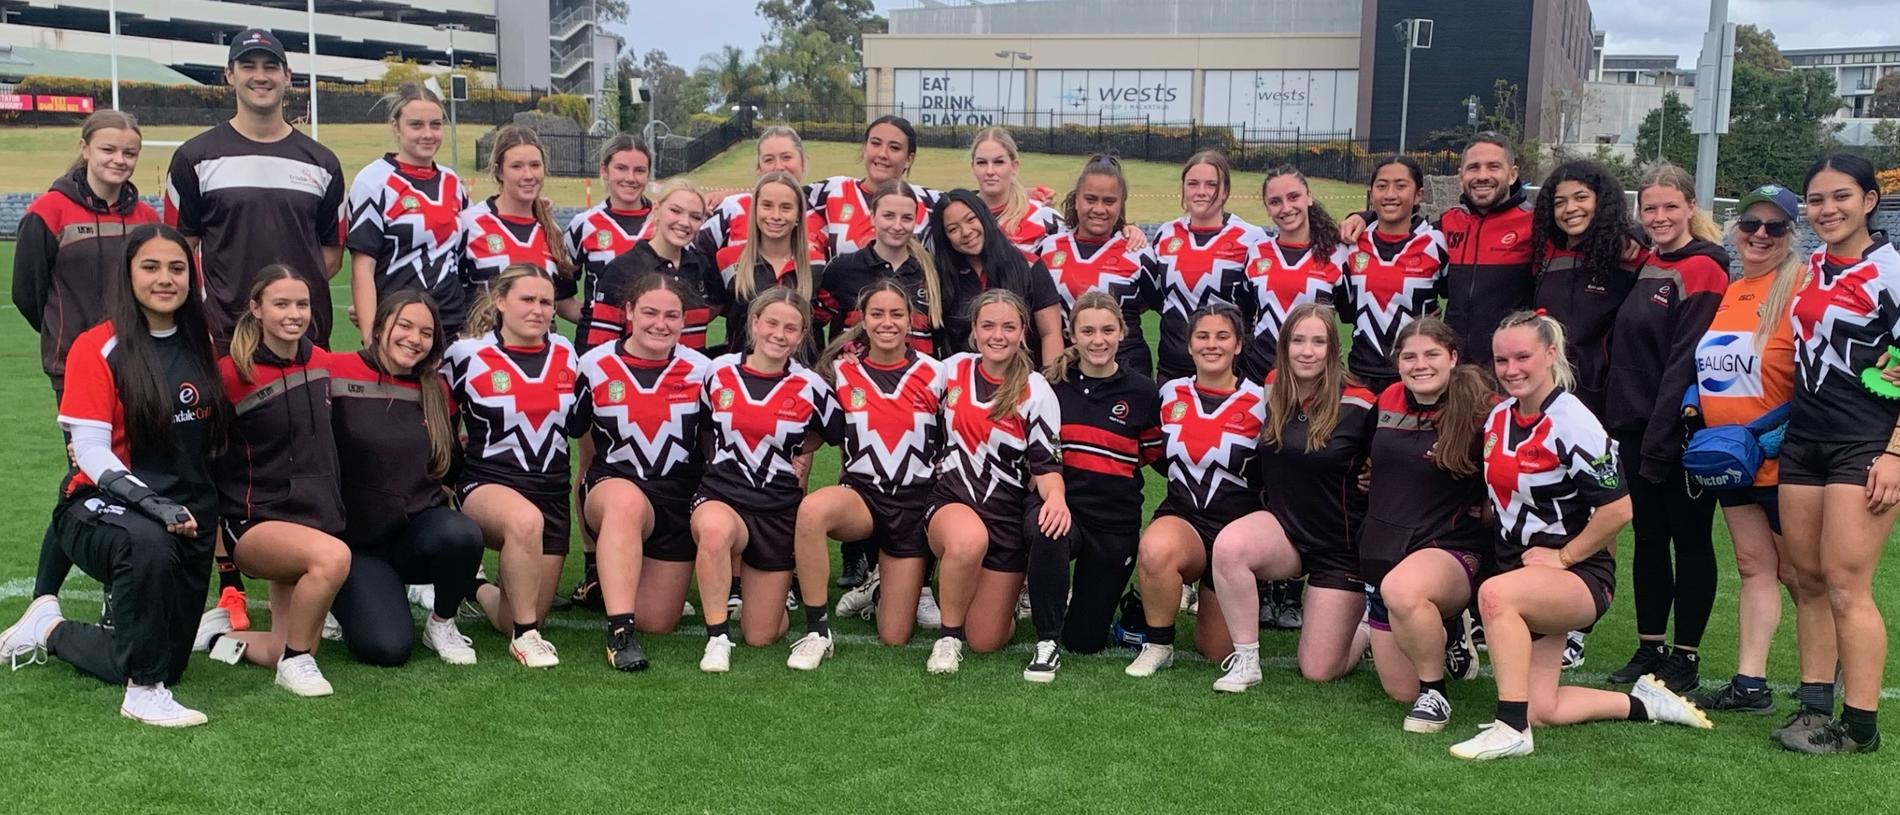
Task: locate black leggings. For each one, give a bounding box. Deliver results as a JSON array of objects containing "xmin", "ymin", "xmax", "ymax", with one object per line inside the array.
[
  {"xmin": 1618, "ymin": 431, "xmax": 1718, "ymax": 648},
  {"xmin": 329, "ymin": 507, "xmax": 484, "ymax": 667},
  {"xmin": 1026, "ymin": 517, "xmax": 1138, "ymax": 653},
  {"xmin": 45, "ymin": 494, "xmax": 212, "ymax": 686}
]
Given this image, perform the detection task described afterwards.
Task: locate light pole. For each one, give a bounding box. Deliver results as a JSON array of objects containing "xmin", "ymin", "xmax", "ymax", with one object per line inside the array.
[
  {"xmin": 108, "ymin": 0, "xmax": 120, "ymax": 110},
  {"xmin": 1393, "ymin": 18, "xmax": 1432, "ymax": 153},
  {"xmin": 1690, "ymin": 0, "xmax": 1735, "ymax": 204},
  {"xmin": 437, "ymin": 23, "xmax": 468, "ymax": 171},
  {"xmin": 307, "ymin": 0, "xmax": 319, "ymax": 138},
  {"xmin": 995, "ymin": 49, "xmax": 1031, "ymax": 125}
]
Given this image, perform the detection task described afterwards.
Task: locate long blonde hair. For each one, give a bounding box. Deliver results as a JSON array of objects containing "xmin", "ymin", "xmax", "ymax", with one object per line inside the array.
[
  {"xmin": 487, "ymin": 125, "xmax": 573, "ymax": 276},
  {"xmin": 69, "ymin": 109, "xmax": 142, "ymax": 175},
  {"xmin": 865, "ymin": 180, "xmax": 945, "ymax": 328},
  {"xmin": 1262, "ymin": 302, "xmax": 1348, "ymax": 453},
  {"xmin": 1725, "ymin": 215, "xmax": 1809, "ymax": 353},
  {"xmin": 1496, "ymin": 309, "xmax": 1576, "ymax": 392},
  {"xmin": 971, "ymin": 127, "xmax": 1029, "ymax": 232},
  {"xmin": 229, "ymin": 265, "xmax": 306, "ymax": 384},
  {"xmin": 732, "ymin": 172, "xmax": 812, "ymax": 301},
  {"xmin": 1639, "ymin": 163, "xmax": 1723, "ymax": 245},
  {"xmin": 967, "ymin": 288, "xmax": 1035, "ymax": 422},
  {"xmin": 462, "ymin": 263, "xmax": 554, "ymax": 340},
  {"xmin": 816, "ymin": 278, "xmax": 912, "ymax": 385},
  {"xmin": 1044, "ymin": 290, "xmax": 1123, "ymax": 383}
]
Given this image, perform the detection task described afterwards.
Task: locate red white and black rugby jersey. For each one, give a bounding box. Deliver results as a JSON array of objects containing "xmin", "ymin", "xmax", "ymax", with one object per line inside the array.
[
  {"xmin": 443, "ymin": 330, "xmax": 579, "ymax": 496},
  {"xmin": 1257, "ymin": 372, "xmax": 1378, "ymax": 553},
  {"xmin": 589, "ymin": 240, "xmax": 725, "ymax": 354},
  {"xmin": 935, "ymin": 352, "xmax": 1062, "ymax": 507},
  {"xmin": 1343, "ymin": 220, "xmax": 1448, "ymax": 386},
  {"xmin": 1150, "ymin": 214, "xmax": 1267, "ymax": 380},
  {"xmin": 1038, "ymin": 232, "xmax": 1159, "ymax": 361},
  {"xmin": 564, "ymin": 200, "xmax": 652, "ymax": 310},
  {"xmin": 1482, "ymin": 387, "xmax": 1626, "ymax": 568},
  {"xmin": 997, "ymin": 199, "xmax": 1064, "ymax": 260},
  {"xmin": 829, "ymin": 350, "xmax": 946, "ymax": 495},
  {"xmin": 458, "ymin": 197, "xmax": 576, "ymax": 317},
  {"xmin": 696, "ymin": 189, "xmax": 829, "ymax": 271},
  {"xmin": 1363, "ymin": 383, "xmax": 1491, "ymax": 581},
  {"xmin": 1241, "ymin": 237, "xmax": 1350, "ymax": 379},
  {"xmin": 1156, "ymin": 376, "xmax": 1266, "ymax": 525},
  {"xmin": 573, "ymin": 343, "xmax": 712, "ymax": 506},
  {"xmin": 57, "ymin": 323, "xmax": 218, "ymax": 524},
  {"xmin": 698, "ymin": 354, "xmax": 838, "ymax": 511},
  {"xmin": 808, "ymin": 176, "xmax": 939, "ymax": 259},
  {"xmin": 719, "ymin": 251, "xmax": 833, "ymax": 363},
  {"xmin": 346, "ymin": 155, "xmax": 469, "ymax": 321},
  {"xmin": 216, "ymin": 340, "xmax": 344, "ymax": 535},
  {"xmin": 1055, "ymin": 368, "xmax": 1163, "ymax": 533},
  {"xmin": 1789, "ymin": 243, "xmax": 1900, "ymax": 442},
  {"xmin": 819, "ymin": 247, "xmax": 943, "ymax": 355}
]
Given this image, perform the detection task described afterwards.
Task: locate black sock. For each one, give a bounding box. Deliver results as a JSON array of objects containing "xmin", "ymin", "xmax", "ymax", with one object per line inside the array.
[
  {"xmin": 282, "ymin": 645, "xmax": 309, "ymax": 661},
  {"xmin": 215, "ymin": 555, "xmax": 243, "ymax": 592},
  {"xmin": 512, "ymin": 620, "xmax": 538, "ymax": 638},
  {"xmin": 804, "ymin": 603, "xmax": 829, "ymax": 637},
  {"xmin": 1842, "ymin": 705, "xmax": 1879, "ymax": 743},
  {"xmin": 1627, "ymin": 695, "xmax": 1650, "ymax": 722},
  {"xmin": 1147, "ymin": 624, "xmax": 1176, "ymax": 646},
  {"xmin": 607, "ymin": 613, "xmax": 635, "ymax": 635},
  {"xmin": 205, "ymin": 633, "xmax": 224, "ymax": 653},
  {"xmin": 1421, "ymin": 678, "xmax": 1447, "ymax": 695},
  {"xmin": 1797, "ymin": 681, "xmax": 1836, "ymax": 716},
  {"xmin": 942, "ymin": 625, "xmax": 966, "ymax": 642},
  {"xmin": 469, "ymin": 577, "xmax": 492, "ymax": 605},
  {"xmin": 1496, "ymin": 700, "xmax": 1530, "ymax": 732},
  {"xmin": 582, "ymin": 551, "xmax": 598, "ymax": 579},
  {"xmin": 707, "ymin": 621, "xmax": 730, "ymax": 640}
]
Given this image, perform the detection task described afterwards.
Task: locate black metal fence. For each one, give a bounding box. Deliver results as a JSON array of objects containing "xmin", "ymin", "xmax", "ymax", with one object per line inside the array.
[
  {"xmin": 0, "ymin": 83, "xmax": 544, "ymax": 128},
  {"xmin": 475, "ymin": 110, "xmax": 757, "ymax": 178}
]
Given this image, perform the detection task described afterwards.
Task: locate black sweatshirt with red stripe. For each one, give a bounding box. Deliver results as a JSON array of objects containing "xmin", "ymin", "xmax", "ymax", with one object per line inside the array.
[
  {"xmin": 217, "ymin": 339, "xmax": 346, "ymax": 535},
  {"xmin": 1607, "ymin": 238, "xmax": 1730, "ymax": 481},
  {"xmin": 12, "ymin": 170, "xmax": 159, "ymax": 387},
  {"xmin": 328, "ymin": 349, "xmax": 454, "ymax": 545},
  {"xmin": 1051, "ymin": 367, "xmax": 1163, "ymax": 534}
]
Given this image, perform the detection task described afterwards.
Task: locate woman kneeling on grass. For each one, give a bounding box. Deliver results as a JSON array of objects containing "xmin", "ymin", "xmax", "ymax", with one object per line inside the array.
[{"xmin": 1452, "ymin": 310, "xmax": 1709, "ymax": 761}]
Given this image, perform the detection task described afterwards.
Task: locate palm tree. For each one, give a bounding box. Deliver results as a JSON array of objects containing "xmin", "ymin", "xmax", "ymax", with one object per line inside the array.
[{"xmin": 701, "ymin": 46, "xmax": 771, "ymax": 113}]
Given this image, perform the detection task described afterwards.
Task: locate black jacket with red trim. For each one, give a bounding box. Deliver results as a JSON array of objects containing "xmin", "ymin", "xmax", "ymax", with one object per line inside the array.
[
  {"xmin": 1051, "ymin": 366, "xmax": 1162, "ymax": 534},
  {"xmin": 1439, "ymin": 187, "xmax": 1536, "ymax": 364},
  {"xmin": 1607, "ymin": 238, "xmax": 1731, "ymax": 481},
  {"xmin": 328, "ymin": 349, "xmax": 455, "ymax": 545},
  {"xmin": 1533, "ymin": 244, "xmax": 1644, "ymax": 417},
  {"xmin": 217, "ymin": 339, "xmax": 346, "ymax": 535},
  {"xmin": 12, "ymin": 170, "xmax": 159, "ymax": 387}
]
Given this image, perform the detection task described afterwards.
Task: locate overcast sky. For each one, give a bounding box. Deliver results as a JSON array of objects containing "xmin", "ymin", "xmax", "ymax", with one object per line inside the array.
[{"xmin": 611, "ymin": 1, "xmax": 1897, "ymax": 71}]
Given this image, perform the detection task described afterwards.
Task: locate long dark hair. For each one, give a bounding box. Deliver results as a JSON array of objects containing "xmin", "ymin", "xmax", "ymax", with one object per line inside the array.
[
  {"xmin": 929, "ymin": 188, "xmax": 1035, "ymax": 295},
  {"xmin": 110, "ymin": 224, "xmax": 227, "ymax": 456},
  {"xmin": 863, "ymin": 115, "xmax": 918, "ymax": 177},
  {"xmin": 369, "ymin": 290, "xmax": 454, "ymax": 480},
  {"xmin": 1804, "ymin": 152, "xmax": 1882, "ymax": 240},
  {"xmin": 1060, "ymin": 153, "xmax": 1129, "ymax": 239},
  {"xmin": 1531, "ymin": 159, "xmax": 1633, "ymax": 282},
  {"xmin": 1263, "ymin": 164, "xmax": 1340, "ymax": 258}
]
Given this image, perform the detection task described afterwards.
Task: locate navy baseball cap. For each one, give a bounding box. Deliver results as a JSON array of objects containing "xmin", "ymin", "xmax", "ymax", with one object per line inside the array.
[
  {"xmin": 1735, "ymin": 184, "xmax": 1799, "ymax": 221},
  {"xmin": 228, "ymin": 28, "xmax": 289, "ymax": 65}
]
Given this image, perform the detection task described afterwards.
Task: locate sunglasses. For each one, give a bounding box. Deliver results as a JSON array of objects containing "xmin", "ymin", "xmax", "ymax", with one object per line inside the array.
[{"xmin": 1737, "ymin": 218, "xmax": 1791, "ymax": 238}]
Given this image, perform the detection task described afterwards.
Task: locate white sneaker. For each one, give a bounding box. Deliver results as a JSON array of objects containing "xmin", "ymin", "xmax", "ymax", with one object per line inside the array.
[
  {"xmin": 836, "ymin": 568, "xmax": 879, "ymax": 619},
  {"xmin": 2, "ymin": 595, "xmax": 63, "ymax": 670},
  {"xmin": 682, "ymin": 600, "xmax": 697, "ymax": 617},
  {"xmin": 119, "ymin": 683, "xmax": 207, "ymax": 728},
  {"xmin": 916, "ymin": 588, "xmax": 942, "ymax": 629},
  {"xmin": 320, "ymin": 612, "xmax": 343, "ymax": 642},
  {"xmin": 405, "ymin": 584, "xmax": 437, "ymax": 613},
  {"xmin": 423, "ymin": 616, "xmax": 477, "ymax": 666},
  {"xmin": 1633, "ymin": 673, "xmax": 1714, "ymax": 729},
  {"xmin": 1015, "ymin": 585, "xmax": 1032, "ymax": 621},
  {"xmin": 1179, "ymin": 584, "xmax": 1196, "ymax": 614},
  {"xmin": 786, "ymin": 632, "xmax": 832, "ymax": 671},
  {"xmin": 926, "ymin": 636, "xmax": 963, "ymax": 674},
  {"xmin": 510, "ymin": 629, "xmax": 559, "ymax": 668},
  {"xmin": 1404, "ymin": 688, "xmax": 1453, "ymax": 733},
  {"xmin": 1212, "ymin": 648, "xmax": 1263, "ymax": 693},
  {"xmin": 274, "ymin": 654, "xmax": 335, "ymax": 697},
  {"xmin": 700, "ymin": 634, "xmax": 733, "ymax": 673},
  {"xmin": 1450, "ymin": 720, "xmax": 1534, "ymax": 760},
  {"xmin": 191, "ymin": 607, "xmax": 232, "ymax": 653},
  {"xmin": 1126, "ymin": 643, "xmax": 1175, "ymax": 677}
]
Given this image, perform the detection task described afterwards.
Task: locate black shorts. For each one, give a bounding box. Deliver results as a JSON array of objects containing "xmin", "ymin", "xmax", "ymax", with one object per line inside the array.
[
  {"xmin": 1716, "ymin": 485, "xmax": 1783, "ymax": 536},
  {"xmin": 691, "ymin": 492, "xmax": 797, "ymax": 572},
  {"xmin": 847, "ymin": 482, "xmax": 932, "ymax": 560},
  {"xmin": 1569, "ymin": 552, "xmax": 1617, "ymax": 623},
  {"xmin": 455, "ymin": 481, "xmax": 572, "ymax": 556},
  {"xmin": 1366, "ymin": 548, "xmax": 1482, "ymax": 631},
  {"xmin": 1149, "ymin": 497, "xmax": 1243, "ymax": 559},
  {"xmin": 924, "ymin": 480, "xmax": 1032, "ymax": 573},
  {"xmin": 580, "ymin": 475, "xmax": 696, "ymax": 563},
  {"xmin": 1779, "ymin": 436, "xmax": 1884, "ymax": 488},
  {"xmin": 1295, "ymin": 541, "xmax": 1362, "ymax": 594}
]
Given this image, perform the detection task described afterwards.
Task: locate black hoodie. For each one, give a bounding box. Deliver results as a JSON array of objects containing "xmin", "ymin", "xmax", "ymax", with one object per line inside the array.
[
  {"xmin": 12, "ymin": 169, "xmax": 158, "ymax": 390},
  {"xmin": 1437, "ymin": 185, "xmax": 1537, "ymax": 365},
  {"xmin": 1607, "ymin": 238, "xmax": 1731, "ymax": 482},
  {"xmin": 217, "ymin": 339, "xmax": 346, "ymax": 535}
]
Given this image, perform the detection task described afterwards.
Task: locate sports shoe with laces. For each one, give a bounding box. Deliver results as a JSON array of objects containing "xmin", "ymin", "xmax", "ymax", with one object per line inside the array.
[
  {"xmin": 1405, "ymin": 688, "xmax": 1452, "ymax": 733},
  {"xmin": 1632, "ymin": 674, "xmax": 1713, "ymax": 729},
  {"xmin": 274, "ymin": 654, "xmax": 335, "ymax": 697},
  {"xmin": 1125, "ymin": 642, "xmax": 1175, "ymax": 677},
  {"xmin": 835, "ymin": 568, "xmax": 879, "ymax": 619},
  {"xmin": 1445, "ymin": 611, "xmax": 1480, "ymax": 681},
  {"xmin": 1608, "ymin": 642, "xmax": 1668, "ymax": 684},
  {"xmin": 422, "ymin": 616, "xmax": 477, "ymax": 666},
  {"xmin": 567, "ymin": 577, "xmax": 605, "ymax": 613},
  {"xmin": 406, "ymin": 584, "xmax": 436, "ymax": 614},
  {"xmin": 510, "ymin": 630, "xmax": 560, "ymax": 668},
  {"xmin": 607, "ymin": 627, "xmax": 648, "ymax": 672},
  {"xmin": 1651, "ymin": 648, "xmax": 1702, "ymax": 693},
  {"xmin": 916, "ymin": 588, "xmax": 942, "ymax": 629},
  {"xmin": 1, "ymin": 595, "xmax": 62, "ymax": 671},
  {"xmin": 1450, "ymin": 721, "xmax": 1534, "ymax": 760},
  {"xmin": 1783, "ymin": 720, "xmax": 1882, "ymax": 754},
  {"xmin": 1212, "ymin": 648, "xmax": 1262, "ymax": 693},
  {"xmin": 700, "ymin": 634, "xmax": 733, "ymax": 673},
  {"xmin": 838, "ymin": 553, "xmax": 870, "ymax": 589},
  {"xmin": 1772, "ymin": 709, "xmax": 1834, "ymax": 749},
  {"xmin": 1023, "ymin": 639, "xmax": 1060, "ymax": 683},
  {"xmin": 1691, "ymin": 678, "xmax": 1774, "ymax": 715},
  {"xmin": 120, "ymin": 683, "xmax": 207, "ymax": 728},
  {"xmin": 217, "ymin": 586, "xmax": 250, "ymax": 631},
  {"xmin": 786, "ymin": 632, "xmax": 832, "ymax": 671},
  {"xmin": 1560, "ymin": 630, "xmax": 1587, "ymax": 670},
  {"xmin": 926, "ymin": 636, "xmax": 963, "ymax": 674},
  {"xmin": 320, "ymin": 612, "xmax": 343, "ymax": 642},
  {"xmin": 1017, "ymin": 586, "xmax": 1034, "ymax": 620}
]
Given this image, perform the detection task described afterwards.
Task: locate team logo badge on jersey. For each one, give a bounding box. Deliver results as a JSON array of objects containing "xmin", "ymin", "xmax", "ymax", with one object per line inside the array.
[
  {"xmin": 946, "ymin": 385, "xmax": 962, "ymax": 407},
  {"xmin": 1167, "ymin": 238, "xmax": 1183, "ymax": 253},
  {"xmin": 1499, "ymin": 232, "xmax": 1519, "ymax": 246},
  {"xmin": 1111, "ymin": 400, "xmax": 1129, "ymax": 419},
  {"xmin": 401, "ymin": 195, "xmax": 420, "ymax": 212},
  {"xmin": 1167, "ymin": 401, "xmax": 1187, "ymax": 421},
  {"xmin": 849, "ymin": 387, "xmax": 867, "ymax": 410},
  {"xmin": 1048, "ymin": 250, "xmax": 1067, "ymax": 268},
  {"xmin": 607, "ymin": 380, "xmax": 626, "ymax": 404},
  {"xmin": 1352, "ymin": 252, "xmax": 1371, "ymax": 273},
  {"xmin": 716, "ymin": 388, "xmax": 735, "ymax": 409},
  {"xmin": 490, "ymin": 371, "xmax": 512, "ymax": 393},
  {"xmin": 597, "ymin": 230, "xmax": 614, "ymax": 249},
  {"xmin": 841, "ymin": 203, "xmax": 855, "ymax": 221},
  {"xmin": 1484, "ymin": 432, "xmax": 1497, "ymax": 458},
  {"xmin": 486, "ymin": 234, "xmax": 504, "ymax": 252},
  {"xmin": 1589, "ymin": 453, "xmax": 1619, "ymax": 489}
]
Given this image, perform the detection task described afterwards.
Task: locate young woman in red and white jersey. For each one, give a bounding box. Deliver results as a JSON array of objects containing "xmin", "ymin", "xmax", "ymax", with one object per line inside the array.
[
  {"xmin": 1341, "ymin": 157, "xmax": 1447, "ymax": 394},
  {"xmin": 1039, "ymin": 154, "xmax": 1161, "ymax": 378},
  {"xmin": 1124, "ymin": 304, "xmax": 1263, "ymax": 678},
  {"xmin": 0, "ymin": 224, "xmax": 228, "ymax": 727},
  {"xmin": 1360, "ymin": 316, "xmax": 1495, "ymax": 733},
  {"xmin": 701, "ymin": 125, "xmax": 828, "ymax": 261},
  {"xmin": 326, "ymin": 291, "xmax": 483, "ymax": 668},
  {"xmin": 199, "ymin": 267, "xmax": 352, "ymax": 698},
  {"xmin": 1684, "ymin": 184, "xmax": 1808, "ymax": 716},
  {"xmin": 820, "ymin": 181, "xmax": 950, "ymax": 356},
  {"xmin": 923, "ymin": 288, "xmax": 1066, "ymax": 673},
  {"xmin": 692, "ymin": 287, "xmax": 838, "ymax": 673},
  {"xmin": 1203, "ymin": 303, "xmax": 1376, "ymax": 691},
  {"xmin": 346, "ymin": 83, "xmax": 467, "ymax": 338},
  {"xmin": 1451, "ymin": 310, "xmax": 1709, "ymax": 762},
  {"xmin": 790, "ymin": 280, "xmax": 947, "ymax": 666},
  {"xmin": 721, "ymin": 171, "xmax": 831, "ymax": 362},
  {"xmin": 932, "ymin": 189, "xmax": 1066, "ymax": 365},
  {"xmin": 595, "ymin": 181, "xmax": 721, "ymax": 353},
  {"xmin": 970, "ymin": 127, "xmax": 1062, "ymax": 258},
  {"xmin": 1775, "ymin": 154, "xmax": 1900, "ymax": 754},
  {"xmin": 1024, "ymin": 292, "xmax": 1162, "ymax": 681},
  {"xmin": 1151, "ymin": 150, "xmax": 1267, "ymax": 383},
  {"xmin": 446, "ymin": 264, "xmax": 579, "ymax": 669},
  {"xmin": 809, "ymin": 116, "xmax": 939, "ymax": 259},
  {"xmin": 1239, "ymin": 165, "xmax": 1348, "ymax": 381},
  {"xmin": 457, "ymin": 125, "xmax": 577, "ymax": 332},
  {"xmin": 1601, "ymin": 165, "xmax": 1731, "ymax": 693},
  {"xmin": 572, "ymin": 274, "xmax": 714, "ymax": 671}
]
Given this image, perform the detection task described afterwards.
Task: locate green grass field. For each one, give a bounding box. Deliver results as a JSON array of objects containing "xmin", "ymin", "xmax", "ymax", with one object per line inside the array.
[
  {"xmin": 0, "ymin": 124, "xmax": 1360, "ymax": 225},
  {"xmin": 0, "ymin": 237, "xmax": 1896, "ymax": 812}
]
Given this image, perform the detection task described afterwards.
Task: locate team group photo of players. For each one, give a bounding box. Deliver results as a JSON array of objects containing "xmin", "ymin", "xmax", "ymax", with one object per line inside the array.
[{"xmin": 4, "ymin": 27, "xmax": 1900, "ymax": 763}]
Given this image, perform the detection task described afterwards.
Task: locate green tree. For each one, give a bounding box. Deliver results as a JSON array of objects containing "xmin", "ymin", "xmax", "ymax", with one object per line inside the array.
[
  {"xmin": 634, "ymin": 49, "xmax": 705, "ymax": 129},
  {"xmin": 614, "ymin": 55, "xmax": 640, "ymax": 133},
  {"xmin": 1635, "ymin": 91, "xmax": 1696, "ymax": 172},
  {"xmin": 760, "ymin": 27, "xmax": 863, "ymax": 120},
  {"xmin": 700, "ymin": 46, "xmax": 772, "ymax": 112},
  {"xmin": 757, "ymin": 0, "xmax": 886, "ymax": 55},
  {"xmin": 1715, "ymin": 62, "xmax": 1841, "ymax": 195},
  {"xmin": 1733, "ymin": 24, "xmax": 1790, "ymax": 72},
  {"xmin": 1871, "ymin": 71, "xmax": 1900, "ymax": 119},
  {"xmin": 595, "ymin": 0, "xmax": 628, "ymax": 23}
]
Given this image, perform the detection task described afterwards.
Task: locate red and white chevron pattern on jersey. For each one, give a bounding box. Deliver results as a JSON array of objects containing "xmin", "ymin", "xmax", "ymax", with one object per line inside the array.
[
  {"xmin": 1790, "ymin": 247, "xmax": 1900, "ymax": 392},
  {"xmin": 809, "ymin": 176, "xmax": 935, "ymax": 259},
  {"xmin": 566, "ymin": 203, "xmax": 652, "ymax": 288},
  {"xmin": 1039, "ymin": 232, "xmax": 1152, "ymax": 313},
  {"xmin": 1157, "ymin": 377, "xmax": 1266, "ymax": 509},
  {"xmin": 445, "ymin": 334, "xmax": 578, "ymax": 480},
  {"xmin": 1000, "ymin": 199, "xmax": 1062, "ymax": 260},
  {"xmin": 936, "ymin": 353, "xmax": 1061, "ymax": 504},
  {"xmin": 460, "ymin": 198, "xmax": 558, "ymax": 293},
  {"xmin": 1345, "ymin": 223, "xmax": 1448, "ymax": 358},
  {"xmin": 347, "ymin": 160, "xmax": 465, "ymax": 292},
  {"xmin": 832, "ymin": 353, "xmax": 945, "ymax": 492},
  {"xmin": 1481, "ymin": 392, "xmax": 1617, "ymax": 548},
  {"xmin": 702, "ymin": 356, "xmax": 835, "ymax": 494},
  {"xmin": 702, "ymin": 191, "xmax": 830, "ymax": 270},
  {"xmin": 1153, "ymin": 217, "xmax": 1261, "ymax": 321},
  {"xmin": 576, "ymin": 343, "xmax": 711, "ymax": 481},
  {"xmin": 1247, "ymin": 238, "xmax": 1347, "ymax": 341}
]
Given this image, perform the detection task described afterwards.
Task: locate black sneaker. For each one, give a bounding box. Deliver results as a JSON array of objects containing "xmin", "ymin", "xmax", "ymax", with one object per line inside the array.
[
  {"xmin": 837, "ymin": 553, "xmax": 869, "ymax": 589},
  {"xmin": 1651, "ymin": 649, "xmax": 1701, "ymax": 693},
  {"xmin": 1783, "ymin": 720, "xmax": 1881, "ymax": 755},
  {"xmin": 1560, "ymin": 630, "xmax": 1587, "ymax": 670},
  {"xmin": 607, "ymin": 627, "xmax": 649, "ymax": 672},
  {"xmin": 1692, "ymin": 679, "xmax": 1776, "ymax": 715},
  {"xmin": 1023, "ymin": 639, "xmax": 1061, "ymax": 683},
  {"xmin": 1772, "ymin": 710, "xmax": 1834, "ymax": 749},
  {"xmin": 1471, "ymin": 616, "xmax": 1486, "ymax": 652},
  {"xmin": 1606, "ymin": 642, "xmax": 1667, "ymax": 684},
  {"xmin": 99, "ymin": 590, "xmax": 114, "ymax": 629},
  {"xmin": 568, "ymin": 576, "xmax": 604, "ymax": 613},
  {"xmin": 1402, "ymin": 688, "xmax": 1452, "ymax": 733},
  {"xmin": 1444, "ymin": 611, "xmax": 1479, "ymax": 681}
]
